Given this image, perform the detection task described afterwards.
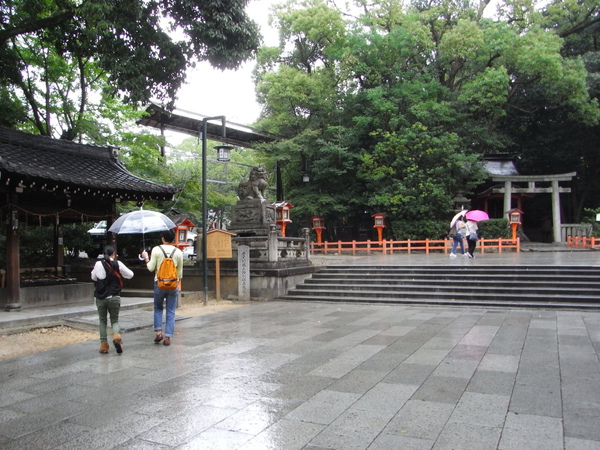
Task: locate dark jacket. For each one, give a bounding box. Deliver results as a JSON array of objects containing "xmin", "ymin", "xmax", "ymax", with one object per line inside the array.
[{"xmin": 94, "ymin": 259, "xmax": 122, "ymax": 299}]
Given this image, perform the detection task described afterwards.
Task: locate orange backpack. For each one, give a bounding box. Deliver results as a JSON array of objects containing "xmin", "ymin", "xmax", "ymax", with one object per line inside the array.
[{"xmin": 157, "ymin": 246, "xmax": 178, "ymax": 290}]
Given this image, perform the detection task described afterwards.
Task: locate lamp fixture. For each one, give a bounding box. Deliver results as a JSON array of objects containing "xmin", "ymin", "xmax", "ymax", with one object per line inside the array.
[
  {"xmin": 303, "ymin": 173, "xmax": 310, "ymax": 183},
  {"xmin": 216, "ymin": 144, "xmax": 234, "ymax": 162},
  {"xmin": 201, "ymin": 116, "xmax": 227, "ymax": 306}
]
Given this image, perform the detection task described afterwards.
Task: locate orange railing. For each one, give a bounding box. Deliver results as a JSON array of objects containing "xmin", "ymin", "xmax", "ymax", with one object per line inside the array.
[
  {"xmin": 567, "ymin": 236, "xmax": 600, "ymax": 249},
  {"xmin": 310, "ymin": 238, "xmax": 520, "ymax": 255}
]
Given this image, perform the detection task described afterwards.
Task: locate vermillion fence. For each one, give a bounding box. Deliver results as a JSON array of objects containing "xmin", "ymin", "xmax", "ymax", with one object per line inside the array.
[
  {"xmin": 310, "ymin": 237, "xmax": 520, "ymax": 255},
  {"xmin": 567, "ymin": 236, "xmax": 600, "ymax": 249}
]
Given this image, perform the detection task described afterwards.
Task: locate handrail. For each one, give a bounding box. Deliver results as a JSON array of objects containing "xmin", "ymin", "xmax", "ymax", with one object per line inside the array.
[{"xmin": 310, "ymin": 238, "xmax": 520, "ymax": 255}]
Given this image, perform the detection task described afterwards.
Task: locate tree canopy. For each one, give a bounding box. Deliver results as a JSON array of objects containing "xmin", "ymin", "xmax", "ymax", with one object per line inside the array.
[
  {"xmin": 0, "ymin": 0, "xmax": 260, "ymax": 138},
  {"xmin": 252, "ymin": 0, "xmax": 600, "ymax": 239}
]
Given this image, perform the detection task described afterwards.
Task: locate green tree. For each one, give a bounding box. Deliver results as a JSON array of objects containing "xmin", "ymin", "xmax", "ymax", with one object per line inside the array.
[
  {"xmin": 496, "ymin": 0, "xmax": 600, "ymax": 220},
  {"xmin": 0, "ymin": 0, "xmax": 260, "ymax": 139},
  {"xmin": 359, "ymin": 124, "xmax": 486, "ymax": 237},
  {"xmin": 253, "ymin": 0, "xmax": 599, "ymax": 239},
  {"xmin": 161, "ymin": 137, "xmax": 261, "ymax": 227}
]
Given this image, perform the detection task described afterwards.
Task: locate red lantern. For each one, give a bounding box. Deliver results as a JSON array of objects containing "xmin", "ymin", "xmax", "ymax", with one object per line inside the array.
[
  {"xmin": 372, "ymin": 213, "xmax": 386, "ymax": 243},
  {"xmin": 311, "ymin": 216, "xmax": 326, "ymax": 243},
  {"xmin": 274, "ymin": 201, "xmax": 294, "ymax": 237}
]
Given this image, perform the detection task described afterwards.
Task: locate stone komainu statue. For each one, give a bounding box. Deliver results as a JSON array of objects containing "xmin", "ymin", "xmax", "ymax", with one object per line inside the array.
[{"xmin": 237, "ymin": 164, "xmax": 269, "ymax": 201}]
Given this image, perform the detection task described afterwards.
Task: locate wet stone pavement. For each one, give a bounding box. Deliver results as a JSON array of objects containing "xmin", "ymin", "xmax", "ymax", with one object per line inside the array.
[{"xmin": 1, "ymin": 300, "xmax": 600, "ymax": 449}]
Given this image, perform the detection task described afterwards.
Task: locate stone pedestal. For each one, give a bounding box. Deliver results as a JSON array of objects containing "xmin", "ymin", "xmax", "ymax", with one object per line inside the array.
[{"xmin": 229, "ymin": 199, "xmax": 276, "ymax": 236}]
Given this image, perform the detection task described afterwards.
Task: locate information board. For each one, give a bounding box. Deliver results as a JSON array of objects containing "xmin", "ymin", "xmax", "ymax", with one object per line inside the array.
[{"xmin": 206, "ymin": 229, "xmax": 234, "ymax": 259}]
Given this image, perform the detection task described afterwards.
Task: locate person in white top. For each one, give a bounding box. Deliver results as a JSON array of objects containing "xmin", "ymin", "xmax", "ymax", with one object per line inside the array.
[
  {"xmin": 450, "ymin": 216, "xmax": 467, "ymax": 257},
  {"xmin": 465, "ymin": 219, "xmax": 479, "ymax": 258},
  {"xmin": 91, "ymin": 245, "xmax": 134, "ymax": 354}
]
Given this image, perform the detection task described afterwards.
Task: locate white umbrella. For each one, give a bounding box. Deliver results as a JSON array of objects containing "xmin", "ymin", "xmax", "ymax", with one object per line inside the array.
[
  {"xmin": 108, "ymin": 209, "xmax": 176, "ymax": 235},
  {"xmin": 450, "ymin": 211, "xmax": 467, "ymax": 228}
]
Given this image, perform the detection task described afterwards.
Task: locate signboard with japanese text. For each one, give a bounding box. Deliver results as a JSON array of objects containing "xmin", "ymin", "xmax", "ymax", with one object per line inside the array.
[
  {"xmin": 238, "ymin": 244, "xmax": 250, "ymax": 301},
  {"xmin": 206, "ymin": 229, "xmax": 235, "ymax": 259}
]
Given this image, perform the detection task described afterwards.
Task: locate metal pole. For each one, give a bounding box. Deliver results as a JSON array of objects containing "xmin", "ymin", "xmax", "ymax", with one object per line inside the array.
[{"xmin": 201, "ymin": 116, "xmax": 226, "ymax": 306}]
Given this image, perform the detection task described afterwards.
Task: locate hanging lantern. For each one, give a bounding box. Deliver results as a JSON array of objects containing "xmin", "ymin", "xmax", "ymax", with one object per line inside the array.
[{"xmin": 216, "ymin": 144, "xmax": 234, "ymax": 162}]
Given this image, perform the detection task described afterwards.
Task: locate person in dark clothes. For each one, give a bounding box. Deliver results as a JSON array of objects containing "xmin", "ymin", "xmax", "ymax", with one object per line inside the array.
[{"xmin": 91, "ymin": 245, "xmax": 134, "ymax": 354}]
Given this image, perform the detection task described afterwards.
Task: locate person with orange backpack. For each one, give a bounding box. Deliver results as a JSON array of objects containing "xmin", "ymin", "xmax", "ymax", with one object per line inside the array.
[{"xmin": 141, "ymin": 229, "xmax": 183, "ymax": 346}]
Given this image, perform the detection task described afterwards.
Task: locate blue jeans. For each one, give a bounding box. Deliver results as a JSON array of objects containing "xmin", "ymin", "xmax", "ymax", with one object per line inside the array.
[
  {"xmin": 451, "ymin": 234, "xmax": 465, "ymax": 254},
  {"xmin": 153, "ymin": 282, "xmax": 178, "ymax": 337}
]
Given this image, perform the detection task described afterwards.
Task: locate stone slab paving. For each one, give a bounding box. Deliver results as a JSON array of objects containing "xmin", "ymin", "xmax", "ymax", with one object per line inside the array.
[
  {"xmin": 1, "ymin": 300, "xmax": 600, "ymax": 449},
  {"xmin": 64, "ymin": 309, "xmax": 191, "ymax": 333}
]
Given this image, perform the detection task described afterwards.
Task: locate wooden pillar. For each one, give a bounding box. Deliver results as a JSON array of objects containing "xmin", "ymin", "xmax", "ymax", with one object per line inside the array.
[
  {"xmin": 503, "ymin": 180, "xmax": 512, "ymax": 216},
  {"xmin": 54, "ymin": 221, "xmax": 64, "ymax": 270},
  {"xmin": 552, "ymin": 179, "xmax": 562, "ymax": 243},
  {"xmin": 5, "ymin": 205, "xmax": 21, "ymax": 310}
]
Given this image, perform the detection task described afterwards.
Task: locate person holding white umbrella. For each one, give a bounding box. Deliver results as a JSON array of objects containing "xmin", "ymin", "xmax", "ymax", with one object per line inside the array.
[
  {"xmin": 449, "ymin": 214, "xmax": 467, "ymax": 257},
  {"xmin": 140, "ymin": 229, "xmax": 183, "ymax": 346}
]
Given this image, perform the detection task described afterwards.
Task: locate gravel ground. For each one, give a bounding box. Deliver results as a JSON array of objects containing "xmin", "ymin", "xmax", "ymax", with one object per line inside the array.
[{"xmin": 0, "ymin": 299, "xmax": 246, "ymax": 361}]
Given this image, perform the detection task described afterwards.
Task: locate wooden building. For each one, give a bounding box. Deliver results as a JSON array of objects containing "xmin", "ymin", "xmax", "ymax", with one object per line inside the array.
[{"xmin": 0, "ymin": 127, "xmax": 179, "ymax": 309}]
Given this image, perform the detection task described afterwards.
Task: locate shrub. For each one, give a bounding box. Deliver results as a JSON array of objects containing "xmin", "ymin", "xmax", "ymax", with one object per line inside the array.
[
  {"xmin": 389, "ymin": 219, "xmax": 449, "ymax": 240},
  {"xmin": 582, "ymin": 208, "xmax": 600, "ymax": 237},
  {"xmin": 477, "ymin": 219, "xmax": 510, "ymax": 239},
  {"xmin": 388, "ymin": 218, "xmax": 511, "ymax": 240}
]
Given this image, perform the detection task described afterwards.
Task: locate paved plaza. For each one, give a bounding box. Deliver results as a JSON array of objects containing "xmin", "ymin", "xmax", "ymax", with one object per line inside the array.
[{"xmin": 0, "ymin": 250, "xmax": 599, "ymax": 449}]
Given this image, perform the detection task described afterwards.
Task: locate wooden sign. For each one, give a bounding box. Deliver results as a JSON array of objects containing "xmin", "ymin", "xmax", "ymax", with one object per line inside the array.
[
  {"xmin": 206, "ymin": 229, "xmax": 236, "ymax": 301},
  {"xmin": 206, "ymin": 229, "xmax": 235, "ymax": 259}
]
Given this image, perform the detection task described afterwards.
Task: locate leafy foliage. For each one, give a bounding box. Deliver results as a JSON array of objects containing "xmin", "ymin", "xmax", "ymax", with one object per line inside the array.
[
  {"xmin": 0, "ymin": 0, "xmax": 260, "ymax": 140},
  {"xmin": 151, "ymin": 137, "xmax": 261, "ymax": 227},
  {"xmin": 252, "ymin": 0, "xmax": 600, "ymax": 239},
  {"xmin": 478, "ymin": 219, "xmax": 511, "ymax": 240}
]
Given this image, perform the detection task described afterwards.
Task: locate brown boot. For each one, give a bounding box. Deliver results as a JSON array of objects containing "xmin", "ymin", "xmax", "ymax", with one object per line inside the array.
[
  {"xmin": 99, "ymin": 342, "xmax": 110, "ymax": 353},
  {"xmin": 113, "ymin": 333, "xmax": 123, "ymax": 354}
]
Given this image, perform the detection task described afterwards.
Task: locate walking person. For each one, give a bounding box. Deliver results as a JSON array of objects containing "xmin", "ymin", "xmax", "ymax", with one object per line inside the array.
[
  {"xmin": 91, "ymin": 245, "xmax": 134, "ymax": 354},
  {"xmin": 450, "ymin": 215, "xmax": 467, "ymax": 257},
  {"xmin": 465, "ymin": 219, "xmax": 479, "ymax": 258},
  {"xmin": 140, "ymin": 229, "xmax": 183, "ymax": 346}
]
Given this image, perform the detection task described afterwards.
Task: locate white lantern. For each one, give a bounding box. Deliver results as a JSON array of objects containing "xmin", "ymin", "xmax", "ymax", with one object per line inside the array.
[{"xmin": 216, "ymin": 145, "xmax": 234, "ymax": 162}]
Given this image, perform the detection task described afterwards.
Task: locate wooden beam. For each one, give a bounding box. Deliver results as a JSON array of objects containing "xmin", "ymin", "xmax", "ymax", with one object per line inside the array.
[{"xmin": 493, "ymin": 187, "xmax": 571, "ymax": 194}]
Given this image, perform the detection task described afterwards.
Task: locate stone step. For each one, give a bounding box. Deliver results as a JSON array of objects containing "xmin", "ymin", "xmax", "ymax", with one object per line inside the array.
[
  {"xmin": 305, "ymin": 277, "xmax": 600, "ymax": 289},
  {"xmin": 284, "ymin": 286, "xmax": 600, "ymax": 302},
  {"xmin": 279, "ymin": 264, "xmax": 600, "ymax": 308},
  {"xmin": 317, "ymin": 265, "xmax": 600, "ymax": 275},
  {"xmin": 296, "ymin": 282, "xmax": 600, "ymax": 296},
  {"xmin": 277, "ymin": 293, "xmax": 600, "ymax": 309},
  {"xmin": 314, "ymin": 270, "xmax": 600, "ymax": 282}
]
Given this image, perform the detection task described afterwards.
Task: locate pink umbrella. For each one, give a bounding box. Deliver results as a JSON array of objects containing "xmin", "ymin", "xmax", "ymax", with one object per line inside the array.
[{"xmin": 465, "ymin": 210, "xmax": 490, "ymax": 222}]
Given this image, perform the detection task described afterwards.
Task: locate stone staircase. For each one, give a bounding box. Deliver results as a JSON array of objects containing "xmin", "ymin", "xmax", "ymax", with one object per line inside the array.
[{"xmin": 277, "ymin": 265, "xmax": 600, "ymax": 308}]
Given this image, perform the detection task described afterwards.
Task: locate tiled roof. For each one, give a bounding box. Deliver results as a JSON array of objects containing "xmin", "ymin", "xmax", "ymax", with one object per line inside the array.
[
  {"xmin": 482, "ymin": 154, "xmax": 520, "ymax": 176},
  {"xmin": 0, "ymin": 127, "xmax": 179, "ymax": 200},
  {"xmin": 138, "ymin": 102, "xmax": 281, "ymax": 148}
]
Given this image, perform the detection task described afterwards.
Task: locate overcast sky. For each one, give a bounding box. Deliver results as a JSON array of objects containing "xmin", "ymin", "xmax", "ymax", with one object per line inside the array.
[
  {"xmin": 167, "ymin": 0, "xmax": 506, "ymax": 137},
  {"xmin": 174, "ymin": 1, "xmax": 279, "ymax": 127}
]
